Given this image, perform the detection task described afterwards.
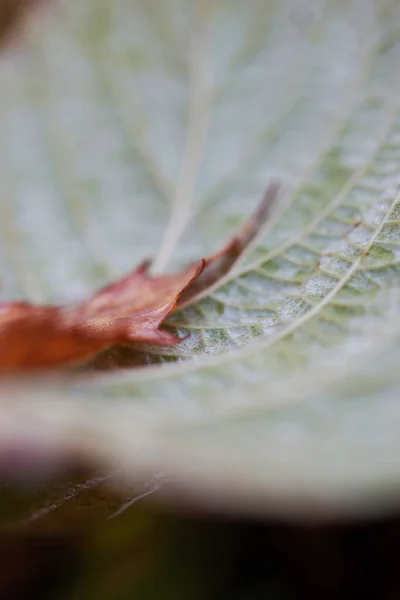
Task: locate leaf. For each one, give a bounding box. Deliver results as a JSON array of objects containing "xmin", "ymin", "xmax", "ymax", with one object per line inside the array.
[
  {"xmin": 0, "ymin": 185, "xmax": 278, "ymax": 371},
  {"xmin": 1, "ymin": 0, "xmax": 400, "ymax": 519},
  {"xmin": 0, "ymin": 261, "xmax": 203, "ymax": 370}
]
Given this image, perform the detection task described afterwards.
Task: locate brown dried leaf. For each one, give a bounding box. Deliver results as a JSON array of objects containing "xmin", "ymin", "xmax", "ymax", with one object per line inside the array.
[
  {"xmin": 0, "ymin": 262, "xmax": 202, "ymax": 371},
  {"xmin": 0, "ymin": 184, "xmax": 279, "ymax": 372}
]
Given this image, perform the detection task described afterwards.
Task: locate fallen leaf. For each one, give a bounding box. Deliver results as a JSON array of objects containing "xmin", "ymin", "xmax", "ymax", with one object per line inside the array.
[
  {"xmin": 0, "ymin": 262, "xmax": 202, "ymax": 371},
  {"xmin": 0, "ymin": 183, "xmax": 279, "ymax": 372}
]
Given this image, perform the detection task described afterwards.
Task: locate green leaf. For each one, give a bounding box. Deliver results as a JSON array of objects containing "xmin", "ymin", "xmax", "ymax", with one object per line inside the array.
[{"xmin": 1, "ymin": 0, "xmax": 400, "ymax": 519}]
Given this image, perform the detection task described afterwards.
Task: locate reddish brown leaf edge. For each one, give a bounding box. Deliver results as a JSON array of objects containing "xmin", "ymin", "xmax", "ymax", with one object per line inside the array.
[{"xmin": 0, "ymin": 182, "xmax": 280, "ymax": 372}]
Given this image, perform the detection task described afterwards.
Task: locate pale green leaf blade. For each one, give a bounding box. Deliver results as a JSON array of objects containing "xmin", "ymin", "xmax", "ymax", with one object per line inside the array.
[{"xmin": 1, "ymin": 0, "xmax": 400, "ymax": 518}]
